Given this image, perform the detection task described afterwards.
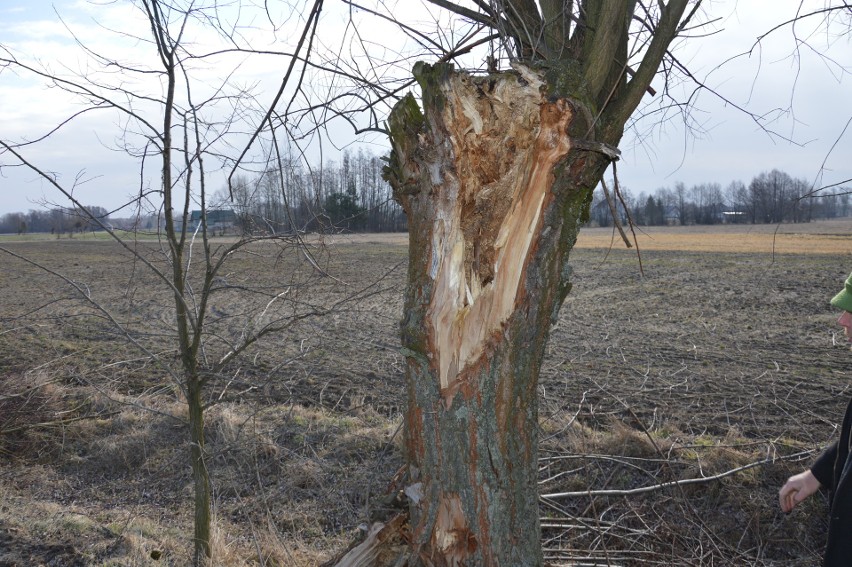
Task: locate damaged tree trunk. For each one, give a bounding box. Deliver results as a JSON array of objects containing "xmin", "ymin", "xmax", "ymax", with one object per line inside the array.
[
  {"xmin": 373, "ymin": 3, "xmax": 691, "ymax": 564},
  {"xmin": 383, "ymin": 62, "xmax": 614, "ymax": 566}
]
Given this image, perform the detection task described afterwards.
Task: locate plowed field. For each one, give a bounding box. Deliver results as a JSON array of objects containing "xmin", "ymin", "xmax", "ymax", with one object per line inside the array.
[{"xmin": 1, "ymin": 220, "xmax": 851, "ymax": 566}]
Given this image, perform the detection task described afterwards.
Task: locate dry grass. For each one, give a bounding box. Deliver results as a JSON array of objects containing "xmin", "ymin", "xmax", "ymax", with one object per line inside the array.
[{"xmin": 0, "ymin": 392, "xmax": 401, "ymax": 565}]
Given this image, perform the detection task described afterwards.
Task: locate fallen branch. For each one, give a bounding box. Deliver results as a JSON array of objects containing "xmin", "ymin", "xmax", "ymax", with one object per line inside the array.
[
  {"xmin": 326, "ymin": 513, "xmax": 409, "ymax": 567},
  {"xmin": 540, "ymin": 449, "xmax": 815, "ymax": 499}
]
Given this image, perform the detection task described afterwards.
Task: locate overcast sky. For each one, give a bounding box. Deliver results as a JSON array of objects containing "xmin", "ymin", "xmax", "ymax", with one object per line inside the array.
[{"xmin": 1, "ymin": 1, "xmax": 850, "ymax": 216}]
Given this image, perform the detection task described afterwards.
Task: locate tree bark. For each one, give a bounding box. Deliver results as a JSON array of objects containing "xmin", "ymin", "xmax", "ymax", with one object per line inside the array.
[
  {"xmin": 384, "ymin": 62, "xmax": 611, "ymax": 566},
  {"xmin": 188, "ymin": 377, "xmax": 212, "ymax": 565}
]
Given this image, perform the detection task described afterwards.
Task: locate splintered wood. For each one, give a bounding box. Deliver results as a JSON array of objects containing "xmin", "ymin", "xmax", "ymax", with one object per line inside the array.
[
  {"xmin": 428, "ymin": 66, "xmax": 574, "ymax": 400},
  {"xmin": 433, "ymin": 493, "xmax": 476, "ymax": 559}
]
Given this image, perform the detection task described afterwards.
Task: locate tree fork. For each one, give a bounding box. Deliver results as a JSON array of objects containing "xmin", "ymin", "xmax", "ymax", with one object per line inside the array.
[{"xmin": 383, "ymin": 62, "xmax": 610, "ymax": 566}]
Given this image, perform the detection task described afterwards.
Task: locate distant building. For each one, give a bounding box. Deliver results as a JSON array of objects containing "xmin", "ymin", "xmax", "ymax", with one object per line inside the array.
[
  {"xmin": 721, "ymin": 211, "xmax": 747, "ymax": 224},
  {"xmin": 177, "ymin": 209, "xmax": 238, "ymax": 233},
  {"xmin": 663, "ymin": 205, "xmax": 680, "ymax": 225}
]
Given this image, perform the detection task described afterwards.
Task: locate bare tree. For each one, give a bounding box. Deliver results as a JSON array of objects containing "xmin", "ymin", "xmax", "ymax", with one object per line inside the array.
[{"xmin": 0, "ymin": 1, "xmax": 358, "ymax": 564}]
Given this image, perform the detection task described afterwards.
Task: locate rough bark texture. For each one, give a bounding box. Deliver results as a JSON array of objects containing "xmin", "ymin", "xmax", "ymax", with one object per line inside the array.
[
  {"xmin": 187, "ymin": 378, "xmax": 211, "ymax": 565},
  {"xmin": 384, "ymin": 62, "xmax": 611, "ymax": 566}
]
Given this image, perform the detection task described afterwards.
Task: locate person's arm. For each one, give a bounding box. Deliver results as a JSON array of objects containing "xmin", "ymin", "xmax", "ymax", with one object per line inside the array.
[{"xmin": 810, "ymin": 441, "xmax": 838, "ymax": 488}]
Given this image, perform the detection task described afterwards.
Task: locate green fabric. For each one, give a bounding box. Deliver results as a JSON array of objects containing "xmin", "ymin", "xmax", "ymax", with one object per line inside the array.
[{"xmin": 831, "ymin": 272, "xmax": 852, "ymax": 312}]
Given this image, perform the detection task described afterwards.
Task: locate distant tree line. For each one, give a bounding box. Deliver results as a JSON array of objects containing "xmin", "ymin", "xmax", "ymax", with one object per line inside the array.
[
  {"xmin": 6, "ymin": 165, "xmax": 849, "ymax": 235},
  {"xmin": 1, "ymin": 149, "xmax": 406, "ymax": 235},
  {"xmin": 0, "ymin": 205, "xmax": 112, "ymax": 235},
  {"xmin": 217, "ymin": 148, "xmax": 406, "ymax": 235},
  {"xmin": 589, "ymin": 169, "xmax": 851, "ymax": 227}
]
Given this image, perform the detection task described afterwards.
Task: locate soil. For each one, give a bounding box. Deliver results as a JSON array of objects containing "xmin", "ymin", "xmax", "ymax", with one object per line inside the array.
[{"xmin": 1, "ymin": 220, "xmax": 851, "ymax": 566}]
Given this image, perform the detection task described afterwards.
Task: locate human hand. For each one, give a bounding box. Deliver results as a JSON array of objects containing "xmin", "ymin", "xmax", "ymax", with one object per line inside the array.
[{"xmin": 779, "ymin": 470, "xmax": 821, "ymax": 513}]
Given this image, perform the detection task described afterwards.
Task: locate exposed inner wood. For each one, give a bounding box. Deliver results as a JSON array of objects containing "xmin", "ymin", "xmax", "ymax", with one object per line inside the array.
[
  {"xmin": 429, "ymin": 66, "xmax": 574, "ymax": 394},
  {"xmin": 432, "ymin": 493, "xmax": 476, "ymax": 560},
  {"xmin": 329, "ymin": 514, "xmax": 407, "ymax": 567}
]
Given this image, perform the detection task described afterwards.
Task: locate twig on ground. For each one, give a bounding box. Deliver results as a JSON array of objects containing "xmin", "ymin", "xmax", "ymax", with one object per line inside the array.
[{"xmin": 540, "ymin": 449, "xmax": 815, "ymax": 499}]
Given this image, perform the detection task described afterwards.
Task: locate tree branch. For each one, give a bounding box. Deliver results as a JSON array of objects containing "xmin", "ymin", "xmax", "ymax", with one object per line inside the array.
[
  {"xmin": 604, "ymin": 0, "xmax": 690, "ymax": 137},
  {"xmin": 541, "ymin": 449, "xmax": 815, "ymax": 499},
  {"xmin": 424, "ymin": 0, "xmax": 497, "ymax": 28},
  {"xmin": 582, "ymin": 0, "xmax": 632, "ymax": 99}
]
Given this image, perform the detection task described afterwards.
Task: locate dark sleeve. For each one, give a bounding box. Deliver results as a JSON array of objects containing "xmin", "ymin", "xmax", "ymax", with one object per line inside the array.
[{"xmin": 811, "ymin": 441, "xmax": 838, "ymax": 489}]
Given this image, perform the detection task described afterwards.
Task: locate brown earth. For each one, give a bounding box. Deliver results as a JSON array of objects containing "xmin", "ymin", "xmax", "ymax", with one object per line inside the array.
[{"xmin": 1, "ymin": 220, "xmax": 851, "ymax": 566}]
